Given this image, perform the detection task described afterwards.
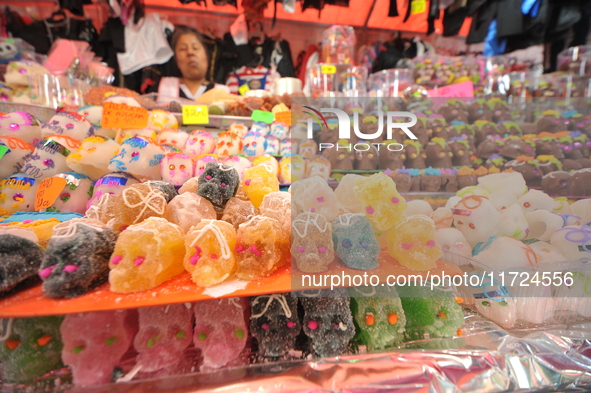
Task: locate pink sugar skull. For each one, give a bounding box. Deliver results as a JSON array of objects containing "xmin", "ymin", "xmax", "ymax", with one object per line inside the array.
[
  {"xmin": 185, "ymin": 130, "xmax": 215, "ymax": 160},
  {"xmin": 215, "ymin": 131, "xmax": 243, "ymax": 158},
  {"xmin": 227, "ymin": 122, "xmax": 249, "ymax": 138},
  {"xmin": 0, "ymin": 136, "xmax": 34, "ymax": 179},
  {"xmin": 264, "ymin": 135, "xmax": 279, "ymax": 155},
  {"xmin": 41, "ymin": 112, "xmax": 94, "ymax": 142},
  {"xmin": 222, "ymin": 155, "xmax": 251, "ymax": 180},
  {"xmin": 242, "ymin": 131, "xmax": 266, "ymax": 160},
  {"xmin": 0, "ymin": 111, "xmax": 41, "ymax": 146},
  {"xmin": 196, "ymin": 154, "xmax": 218, "ymax": 176},
  {"xmin": 161, "ymin": 154, "xmax": 195, "ymax": 186},
  {"xmin": 157, "ymin": 128, "xmax": 189, "ymax": 149},
  {"xmin": 21, "ymin": 135, "xmax": 80, "ymax": 180}
]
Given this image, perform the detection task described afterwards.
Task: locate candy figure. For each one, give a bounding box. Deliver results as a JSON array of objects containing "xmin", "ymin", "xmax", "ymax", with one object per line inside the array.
[
  {"xmin": 387, "ymin": 215, "xmax": 441, "ymax": 271},
  {"xmin": 0, "ymin": 174, "xmax": 39, "ymax": 214},
  {"xmin": 280, "ymin": 138, "xmax": 295, "ymax": 156},
  {"xmin": 291, "ymin": 176, "xmax": 339, "ymax": 221},
  {"xmin": 61, "ymin": 310, "xmax": 137, "ymax": 386},
  {"xmin": 452, "ymin": 195, "xmax": 500, "ymax": 247},
  {"xmin": 184, "ymin": 130, "xmax": 215, "ymax": 159},
  {"xmin": 41, "ymin": 112, "xmax": 94, "ymax": 142},
  {"xmin": 0, "ymin": 136, "xmax": 34, "ymax": 179},
  {"xmin": 160, "ymin": 153, "xmax": 195, "ymax": 186},
  {"xmin": 108, "ymin": 136, "xmax": 165, "ymax": 181},
  {"xmin": 215, "ymin": 131, "xmax": 242, "ymax": 158},
  {"xmin": 243, "ymin": 164, "xmax": 280, "ymax": 209},
  {"xmin": 517, "ymin": 189, "xmax": 555, "ymax": 214},
  {"xmin": 474, "ymin": 236, "xmax": 538, "ymax": 270},
  {"xmin": 112, "ymin": 183, "xmax": 167, "ymax": 231},
  {"xmin": 403, "ymin": 140, "xmax": 426, "ymax": 169},
  {"xmin": 242, "ymin": 131, "xmax": 266, "ymax": 160},
  {"xmin": 0, "ymin": 111, "xmax": 41, "ymax": 145},
  {"xmin": 87, "ymin": 172, "xmax": 140, "ymax": 210},
  {"xmin": 44, "ymin": 172, "xmax": 93, "ymax": 214},
  {"xmin": 300, "ymin": 294, "xmax": 355, "ymax": 357},
  {"xmin": 134, "ymin": 304, "xmax": 192, "ymax": 373},
  {"xmin": 270, "ymin": 122, "xmax": 289, "ymax": 140},
  {"xmin": 264, "ymin": 135, "xmax": 279, "ymax": 155},
  {"xmin": 66, "ymin": 136, "xmax": 120, "ymax": 180},
  {"xmin": 77, "ymin": 105, "xmax": 103, "ymax": 127},
  {"xmin": 305, "ymin": 155, "xmax": 332, "ymax": 181},
  {"xmin": 109, "ymin": 217, "xmax": 185, "ymax": 293},
  {"xmin": 22, "ymin": 135, "xmax": 80, "ymax": 180},
  {"xmin": 378, "ymin": 140, "xmax": 405, "ymax": 170},
  {"xmin": 40, "ymin": 219, "xmax": 117, "ymax": 298},
  {"xmin": 354, "ymin": 172, "xmax": 407, "ymax": 231},
  {"xmin": 196, "ymin": 162, "xmax": 240, "ymax": 210},
  {"xmin": 195, "ymin": 154, "xmax": 218, "ymax": 176},
  {"xmin": 117, "ymin": 128, "xmax": 158, "ymax": 144},
  {"xmin": 425, "ymin": 138, "xmax": 453, "ymax": 168},
  {"xmin": 0, "ymin": 316, "xmax": 64, "ymax": 383},
  {"xmin": 235, "ymin": 216, "xmax": 287, "ymax": 280},
  {"xmin": 148, "ymin": 109, "xmax": 178, "ymax": 131},
  {"xmin": 435, "ymin": 228, "xmax": 472, "ymax": 259},
  {"xmin": 334, "ymin": 174, "xmax": 365, "ymax": 214},
  {"xmin": 332, "ymin": 213, "xmax": 380, "ymax": 270},
  {"xmin": 259, "ymin": 191, "xmax": 291, "ymax": 238},
  {"xmin": 184, "ymin": 220, "xmax": 237, "ymax": 287},
  {"xmin": 298, "ymin": 139, "xmax": 318, "ymax": 158},
  {"xmin": 221, "ymin": 197, "xmax": 257, "ymax": 230},
  {"xmin": 252, "ymin": 154, "xmax": 279, "ymax": 177},
  {"xmin": 0, "ymin": 234, "xmax": 44, "ymax": 295},
  {"xmin": 193, "ymin": 298, "xmax": 249, "ymax": 369},
  {"xmin": 227, "ymin": 122, "xmax": 249, "ymax": 138},
  {"xmin": 165, "ymin": 193, "xmax": 216, "ymax": 233},
  {"xmin": 279, "ymin": 156, "xmax": 291, "ymax": 183},
  {"xmin": 157, "ymin": 128, "xmax": 189, "ymax": 149},
  {"xmin": 291, "ymin": 154, "xmax": 305, "ymax": 182},
  {"xmin": 222, "ymin": 155, "xmax": 251, "ymax": 180},
  {"xmin": 291, "ymin": 212, "xmax": 334, "ymax": 273},
  {"xmin": 250, "ymin": 294, "xmax": 300, "ymax": 358},
  {"xmin": 550, "ymin": 225, "xmax": 591, "ymax": 261}
]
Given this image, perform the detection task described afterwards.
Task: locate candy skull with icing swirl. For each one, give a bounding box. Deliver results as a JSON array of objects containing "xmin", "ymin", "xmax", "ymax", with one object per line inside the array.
[
  {"xmin": 22, "ymin": 135, "xmax": 80, "ymax": 180},
  {"xmin": 161, "ymin": 153, "xmax": 195, "ymax": 186},
  {"xmin": 157, "ymin": 128, "xmax": 189, "ymax": 150},
  {"xmin": 0, "ymin": 174, "xmax": 39, "ymax": 214},
  {"xmin": 250, "ymin": 121, "xmax": 270, "ymax": 135},
  {"xmin": 215, "ymin": 131, "xmax": 242, "ymax": 158},
  {"xmin": 242, "ymin": 131, "xmax": 266, "ymax": 160},
  {"xmin": 0, "ymin": 111, "xmax": 42, "ymax": 145},
  {"xmin": 41, "ymin": 112, "xmax": 94, "ymax": 142},
  {"xmin": 270, "ymin": 122, "xmax": 289, "ymax": 140},
  {"xmin": 0, "ymin": 136, "xmax": 34, "ymax": 179},
  {"xmin": 66, "ymin": 136, "xmax": 120, "ymax": 180},
  {"xmin": 264, "ymin": 135, "xmax": 279, "ymax": 155},
  {"xmin": 280, "ymin": 138, "xmax": 296, "ymax": 157},
  {"xmin": 108, "ymin": 136, "xmax": 165, "ymax": 181},
  {"xmin": 185, "ymin": 130, "xmax": 215, "ymax": 160}
]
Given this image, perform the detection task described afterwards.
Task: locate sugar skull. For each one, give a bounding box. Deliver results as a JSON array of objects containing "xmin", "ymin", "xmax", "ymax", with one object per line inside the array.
[
  {"xmin": 250, "ymin": 294, "xmax": 301, "ymax": 358},
  {"xmin": 43, "ymin": 172, "xmax": 93, "ymax": 214},
  {"xmin": 104, "ymin": 94, "xmax": 141, "ymax": 107},
  {"xmin": 0, "ymin": 111, "xmax": 42, "ymax": 145},
  {"xmin": 305, "ymin": 155, "xmax": 331, "ymax": 180},
  {"xmin": 251, "ymin": 121, "xmax": 270, "ymax": 135},
  {"xmin": 291, "ymin": 212, "xmax": 335, "ymax": 273},
  {"xmin": 227, "ymin": 122, "xmax": 249, "ymax": 138},
  {"xmin": 300, "ymin": 294, "xmax": 356, "ymax": 357},
  {"xmin": 215, "ymin": 131, "xmax": 243, "ymax": 158},
  {"xmin": 299, "ymin": 139, "xmax": 318, "ymax": 158},
  {"xmin": 449, "ymin": 138, "xmax": 472, "ymax": 167},
  {"xmin": 222, "ymin": 155, "xmax": 251, "ymax": 180},
  {"xmin": 108, "ymin": 136, "xmax": 165, "ymax": 181},
  {"xmin": 41, "ymin": 112, "xmax": 94, "ymax": 142},
  {"xmin": 354, "ymin": 143, "xmax": 378, "ymax": 170},
  {"xmin": 77, "ymin": 105, "xmax": 103, "ymax": 127},
  {"xmin": 252, "ymin": 155, "xmax": 279, "ymax": 177},
  {"xmin": 160, "ymin": 144, "xmax": 182, "ymax": 154},
  {"xmin": 332, "ymin": 213, "xmax": 380, "ymax": 270},
  {"xmin": 452, "ymin": 195, "xmax": 501, "ymax": 247},
  {"xmin": 264, "ymin": 135, "xmax": 279, "ymax": 155},
  {"xmin": 161, "ymin": 153, "xmax": 195, "ymax": 186},
  {"xmin": 280, "ymin": 138, "xmax": 296, "ymax": 157},
  {"xmin": 185, "ymin": 130, "xmax": 215, "ymax": 159},
  {"xmin": 157, "ymin": 128, "xmax": 189, "ymax": 149},
  {"xmin": 279, "ymin": 156, "xmax": 291, "ymax": 183},
  {"xmin": 87, "ymin": 172, "xmax": 141, "ymax": 211},
  {"xmin": 118, "ymin": 127, "xmax": 158, "ymax": 144},
  {"xmin": 425, "ymin": 138, "xmax": 453, "ymax": 168},
  {"xmin": 291, "ymin": 155, "xmax": 306, "ymax": 182},
  {"xmin": 196, "ymin": 154, "xmax": 219, "ymax": 176},
  {"xmin": 403, "ymin": 140, "xmax": 426, "ymax": 169},
  {"xmin": 148, "ymin": 109, "xmax": 178, "ymax": 131},
  {"xmin": 387, "ymin": 215, "xmax": 441, "ymax": 271},
  {"xmin": 242, "ymin": 131, "xmax": 266, "ymax": 160},
  {"xmin": 270, "ymin": 122, "xmax": 289, "ymax": 140},
  {"xmin": 0, "ymin": 174, "xmax": 39, "ymax": 214},
  {"xmin": 22, "ymin": 135, "xmax": 80, "ymax": 180},
  {"xmin": 66, "ymin": 136, "xmax": 120, "ymax": 180},
  {"xmin": 196, "ymin": 162, "xmax": 240, "ymax": 209},
  {"xmin": 378, "ymin": 140, "xmax": 405, "ymax": 170},
  {"xmin": 291, "ymin": 176, "xmax": 339, "ymax": 221},
  {"xmin": 61, "ymin": 310, "xmax": 138, "ymax": 386},
  {"xmin": 4, "ymin": 60, "xmax": 50, "ymax": 86},
  {"xmin": 134, "ymin": 304, "xmax": 193, "ymax": 373},
  {"xmin": 427, "ymin": 115, "xmax": 449, "ymax": 140},
  {"xmin": 0, "ymin": 136, "xmax": 34, "ymax": 179}
]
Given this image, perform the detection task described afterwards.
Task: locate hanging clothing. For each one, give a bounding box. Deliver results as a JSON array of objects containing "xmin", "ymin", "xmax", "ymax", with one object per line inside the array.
[
  {"xmin": 157, "ymin": 77, "xmax": 229, "ymax": 100},
  {"xmin": 17, "ymin": 16, "xmax": 98, "ymax": 55}
]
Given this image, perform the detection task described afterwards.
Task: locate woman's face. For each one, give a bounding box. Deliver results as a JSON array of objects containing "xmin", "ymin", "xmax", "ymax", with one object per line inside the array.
[{"xmin": 175, "ymin": 33, "xmax": 207, "ymax": 81}]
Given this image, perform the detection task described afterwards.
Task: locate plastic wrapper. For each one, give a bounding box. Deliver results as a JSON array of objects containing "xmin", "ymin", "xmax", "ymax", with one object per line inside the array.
[{"xmin": 320, "ymin": 25, "xmax": 356, "ymax": 65}]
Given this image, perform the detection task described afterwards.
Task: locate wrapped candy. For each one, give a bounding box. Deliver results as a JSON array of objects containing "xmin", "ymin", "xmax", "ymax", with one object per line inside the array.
[
  {"xmin": 332, "ymin": 213, "xmax": 380, "ymax": 270},
  {"xmin": 243, "ymin": 164, "xmax": 280, "ymax": 209},
  {"xmin": 41, "ymin": 112, "xmax": 94, "ymax": 142},
  {"xmin": 108, "ymin": 136, "xmax": 165, "ymax": 181},
  {"xmin": 215, "ymin": 131, "xmax": 242, "ymax": 158},
  {"xmin": 0, "ymin": 136, "xmax": 34, "ymax": 179},
  {"xmin": 165, "ymin": 193, "xmax": 217, "ymax": 233},
  {"xmin": 0, "ymin": 234, "xmax": 44, "ymax": 295},
  {"xmin": 66, "ymin": 136, "xmax": 120, "ymax": 180},
  {"xmin": 354, "ymin": 172, "xmax": 407, "ymax": 231},
  {"xmin": 291, "ymin": 176, "xmax": 339, "ymax": 221},
  {"xmin": 156, "ymin": 128, "xmax": 189, "ymax": 149},
  {"xmin": 242, "ymin": 131, "xmax": 266, "ymax": 160},
  {"xmin": 0, "ymin": 111, "xmax": 42, "ymax": 145},
  {"xmin": 452, "ymin": 195, "xmax": 500, "ymax": 247},
  {"xmin": 0, "ymin": 174, "xmax": 39, "ymax": 214},
  {"xmin": 291, "ymin": 212, "xmax": 335, "ymax": 273},
  {"xmin": 160, "ymin": 153, "xmax": 195, "ymax": 186},
  {"xmin": 387, "ymin": 215, "xmax": 441, "ymax": 271},
  {"xmin": 148, "ymin": 109, "xmax": 178, "ymax": 130},
  {"xmin": 184, "ymin": 130, "xmax": 215, "ymax": 159},
  {"xmin": 250, "ymin": 294, "xmax": 300, "ymax": 358},
  {"xmin": 22, "ymin": 135, "xmax": 80, "ymax": 180},
  {"xmin": 222, "ymin": 155, "xmax": 251, "ymax": 180},
  {"xmin": 45, "ymin": 172, "xmax": 93, "ymax": 214}
]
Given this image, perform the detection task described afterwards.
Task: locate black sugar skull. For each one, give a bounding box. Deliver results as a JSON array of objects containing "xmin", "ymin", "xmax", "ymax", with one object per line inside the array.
[
  {"xmin": 197, "ymin": 162, "xmax": 240, "ymax": 209},
  {"xmin": 0, "ymin": 234, "xmax": 44, "ymax": 296}
]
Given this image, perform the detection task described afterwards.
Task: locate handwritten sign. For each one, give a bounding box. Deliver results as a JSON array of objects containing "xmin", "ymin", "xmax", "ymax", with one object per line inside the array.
[
  {"xmin": 35, "ymin": 176, "xmax": 67, "ymax": 211},
  {"xmin": 100, "ymin": 102, "xmax": 149, "ymax": 129},
  {"xmin": 238, "ymin": 84, "xmax": 251, "ymax": 96},
  {"xmin": 427, "ymin": 81, "xmax": 475, "ymax": 98},
  {"xmin": 0, "ymin": 145, "xmax": 9, "ymax": 160},
  {"xmin": 182, "ymin": 105, "xmax": 209, "ymax": 125},
  {"xmin": 320, "ymin": 64, "xmax": 337, "ymax": 74},
  {"xmin": 275, "ymin": 111, "xmax": 292, "ymax": 126},
  {"xmin": 251, "ymin": 110, "xmax": 275, "ymax": 124},
  {"xmin": 411, "ymin": 0, "xmax": 426, "ymax": 14}
]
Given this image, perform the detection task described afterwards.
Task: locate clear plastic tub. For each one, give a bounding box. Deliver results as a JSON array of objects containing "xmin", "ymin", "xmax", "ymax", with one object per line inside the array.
[{"xmin": 558, "ymin": 45, "xmax": 591, "ymax": 75}]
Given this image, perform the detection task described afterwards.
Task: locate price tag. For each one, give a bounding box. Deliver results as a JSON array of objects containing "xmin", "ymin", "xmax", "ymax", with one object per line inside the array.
[
  {"xmin": 411, "ymin": 0, "xmax": 426, "ymax": 14},
  {"xmin": 35, "ymin": 176, "xmax": 67, "ymax": 211},
  {"xmin": 320, "ymin": 64, "xmax": 337, "ymax": 74},
  {"xmin": 427, "ymin": 81, "xmax": 475, "ymax": 98},
  {"xmin": 238, "ymin": 84, "xmax": 250, "ymax": 96},
  {"xmin": 104, "ymin": 91, "xmax": 117, "ymax": 98},
  {"xmin": 100, "ymin": 102, "xmax": 149, "ymax": 129},
  {"xmin": 275, "ymin": 111, "xmax": 292, "ymax": 126},
  {"xmin": 0, "ymin": 145, "xmax": 9, "ymax": 160},
  {"xmin": 251, "ymin": 110, "xmax": 275, "ymax": 124},
  {"xmin": 182, "ymin": 105, "xmax": 209, "ymax": 125}
]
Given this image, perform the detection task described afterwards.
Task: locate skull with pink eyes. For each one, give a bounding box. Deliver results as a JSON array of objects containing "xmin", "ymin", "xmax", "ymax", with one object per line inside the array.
[
  {"xmin": 305, "ymin": 156, "xmax": 331, "ymax": 181},
  {"xmin": 157, "ymin": 128, "xmax": 189, "ymax": 149},
  {"xmin": 242, "ymin": 131, "xmax": 266, "ymax": 160},
  {"xmin": 222, "ymin": 155, "xmax": 251, "ymax": 180},
  {"xmin": 298, "ymin": 139, "xmax": 318, "ymax": 159},
  {"xmin": 0, "ymin": 111, "xmax": 41, "ymax": 145},
  {"xmin": 21, "ymin": 135, "xmax": 80, "ymax": 180},
  {"xmin": 280, "ymin": 138, "xmax": 296, "ymax": 157},
  {"xmin": 108, "ymin": 136, "xmax": 166, "ymax": 181},
  {"xmin": 41, "ymin": 112, "xmax": 94, "ymax": 142},
  {"xmin": 215, "ymin": 131, "xmax": 243, "ymax": 158},
  {"xmin": 185, "ymin": 130, "xmax": 215, "ymax": 159},
  {"xmin": 161, "ymin": 153, "xmax": 195, "ymax": 186},
  {"xmin": 196, "ymin": 154, "xmax": 218, "ymax": 176},
  {"xmin": 270, "ymin": 122, "xmax": 289, "ymax": 140},
  {"xmin": 264, "ymin": 135, "xmax": 279, "ymax": 155},
  {"xmin": 0, "ymin": 136, "xmax": 34, "ymax": 179}
]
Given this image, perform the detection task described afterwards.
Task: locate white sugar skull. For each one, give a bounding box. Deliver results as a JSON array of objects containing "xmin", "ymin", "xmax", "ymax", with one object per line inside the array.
[
  {"xmin": 242, "ymin": 131, "xmax": 265, "ymax": 160},
  {"xmin": 279, "ymin": 156, "xmax": 291, "ymax": 184},
  {"xmin": 157, "ymin": 128, "xmax": 188, "ymax": 149},
  {"xmin": 41, "ymin": 112, "xmax": 94, "ymax": 142},
  {"xmin": 196, "ymin": 154, "xmax": 218, "ymax": 176},
  {"xmin": 0, "ymin": 174, "xmax": 39, "ymax": 215},
  {"xmin": 108, "ymin": 136, "xmax": 165, "ymax": 181},
  {"xmin": 160, "ymin": 144, "xmax": 183, "ymax": 154},
  {"xmin": 280, "ymin": 138, "xmax": 296, "ymax": 157},
  {"xmin": 118, "ymin": 128, "xmax": 158, "ymax": 144},
  {"xmin": 0, "ymin": 136, "xmax": 33, "ymax": 179},
  {"xmin": 185, "ymin": 130, "xmax": 215, "ymax": 159},
  {"xmin": 299, "ymin": 139, "xmax": 318, "ymax": 158},
  {"xmin": 148, "ymin": 109, "xmax": 178, "ymax": 131},
  {"xmin": 452, "ymin": 195, "xmax": 501, "ymax": 247},
  {"xmin": 222, "ymin": 155, "xmax": 251, "ymax": 180},
  {"xmin": 47, "ymin": 172, "xmax": 93, "ymax": 214},
  {"xmin": 22, "ymin": 135, "xmax": 80, "ymax": 180},
  {"xmin": 270, "ymin": 122, "xmax": 289, "ymax": 140},
  {"xmin": 4, "ymin": 60, "xmax": 50, "ymax": 86},
  {"xmin": 305, "ymin": 156, "xmax": 331, "ymax": 181},
  {"xmin": 215, "ymin": 131, "xmax": 242, "ymax": 158},
  {"xmin": 161, "ymin": 154, "xmax": 195, "ymax": 186},
  {"xmin": 435, "ymin": 227, "xmax": 472, "ymax": 259},
  {"xmin": 252, "ymin": 155, "xmax": 279, "ymax": 177},
  {"xmin": 251, "ymin": 121, "xmax": 270, "ymax": 135},
  {"xmin": 87, "ymin": 172, "xmax": 141, "ymax": 211},
  {"xmin": 77, "ymin": 105, "xmax": 103, "ymax": 127},
  {"xmin": 66, "ymin": 136, "xmax": 120, "ymax": 180},
  {"xmin": 264, "ymin": 135, "xmax": 279, "ymax": 155},
  {"xmin": 0, "ymin": 111, "xmax": 42, "ymax": 145},
  {"xmin": 227, "ymin": 122, "xmax": 249, "ymax": 138},
  {"xmin": 291, "ymin": 155, "xmax": 305, "ymax": 182}
]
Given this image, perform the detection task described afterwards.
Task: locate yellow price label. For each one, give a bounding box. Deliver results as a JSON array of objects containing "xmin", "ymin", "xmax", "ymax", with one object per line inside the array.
[
  {"xmin": 182, "ymin": 105, "xmax": 209, "ymax": 125},
  {"xmin": 320, "ymin": 64, "xmax": 337, "ymax": 74},
  {"xmin": 238, "ymin": 84, "xmax": 251, "ymax": 96},
  {"xmin": 411, "ymin": 0, "xmax": 426, "ymax": 14}
]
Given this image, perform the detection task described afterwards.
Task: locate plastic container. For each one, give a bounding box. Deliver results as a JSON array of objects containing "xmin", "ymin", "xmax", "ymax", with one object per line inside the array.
[
  {"xmin": 320, "ymin": 25, "xmax": 356, "ymax": 65},
  {"xmin": 368, "ymin": 69, "xmax": 412, "ymax": 97},
  {"xmin": 558, "ymin": 45, "xmax": 591, "ymax": 75}
]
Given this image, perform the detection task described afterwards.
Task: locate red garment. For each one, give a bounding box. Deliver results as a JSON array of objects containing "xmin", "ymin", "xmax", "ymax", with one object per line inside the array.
[{"xmin": 297, "ymin": 43, "xmax": 318, "ymax": 83}]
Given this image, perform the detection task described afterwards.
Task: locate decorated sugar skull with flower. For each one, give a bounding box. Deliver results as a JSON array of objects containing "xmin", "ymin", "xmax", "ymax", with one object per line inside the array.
[
  {"xmin": 22, "ymin": 135, "xmax": 80, "ymax": 180},
  {"xmin": 251, "ymin": 121, "xmax": 270, "ymax": 135},
  {"xmin": 161, "ymin": 153, "xmax": 195, "ymax": 186},
  {"xmin": 157, "ymin": 128, "xmax": 189, "ymax": 150},
  {"xmin": 242, "ymin": 131, "xmax": 266, "ymax": 160},
  {"xmin": 45, "ymin": 172, "xmax": 93, "ymax": 214},
  {"xmin": 0, "ymin": 111, "xmax": 42, "ymax": 145},
  {"xmin": 185, "ymin": 130, "xmax": 215, "ymax": 159},
  {"xmin": 215, "ymin": 131, "xmax": 242, "ymax": 158},
  {"xmin": 222, "ymin": 155, "xmax": 251, "ymax": 180},
  {"xmin": 41, "ymin": 112, "xmax": 94, "ymax": 142},
  {"xmin": 264, "ymin": 135, "xmax": 279, "ymax": 155},
  {"xmin": 0, "ymin": 136, "xmax": 34, "ymax": 179},
  {"xmin": 0, "ymin": 173, "xmax": 39, "ymax": 214},
  {"xmin": 66, "ymin": 136, "xmax": 120, "ymax": 180},
  {"xmin": 196, "ymin": 154, "xmax": 219, "ymax": 176},
  {"xmin": 227, "ymin": 122, "xmax": 249, "ymax": 138},
  {"xmin": 270, "ymin": 122, "xmax": 289, "ymax": 140},
  {"xmin": 280, "ymin": 138, "xmax": 296, "ymax": 157},
  {"xmin": 108, "ymin": 136, "xmax": 165, "ymax": 180}
]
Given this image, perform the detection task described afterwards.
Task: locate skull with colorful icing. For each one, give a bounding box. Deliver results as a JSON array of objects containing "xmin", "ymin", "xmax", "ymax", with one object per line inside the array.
[
  {"xmin": 291, "ymin": 155, "xmax": 306, "ymax": 182},
  {"xmin": 148, "ymin": 109, "xmax": 178, "ymax": 131},
  {"xmin": 108, "ymin": 136, "xmax": 165, "ymax": 181},
  {"xmin": 227, "ymin": 122, "xmax": 249, "ymax": 138},
  {"xmin": 118, "ymin": 128, "xmax": 158, "ymax": 144},
  {"xmin": 86, "ymin": 172, "xmax": 141, "ymax": 211},
  {"xmin": 264, "ymin": 135, "xmax": 279, "ymax": 156},
  {"xmin": 161, "ymin": 153, "xmax": 195, "ymax": 186},
  {"xmin": 305, "ymin": 155, "xmax": 331, "ymax": 181},
  {"xmin": 196, "ymin": 154, "xmax": 219, "ymax": 176},
  {"xmin": 215, "ymin": 131, "xmax": 243, "ymax": 158},
  {"xmin": 185, "ymin": 130, "xmax": 215, "ymax": 159},
  {"xmin": 279, "ymin": 156, "xmax": 291, "ymax": 183},
  {"xmin": 252, "ymin": 155, "xmax": 279, "ymax": 177},
  {"xmin": 298, "ymin": 139, "xmax": 318, "ymax": 159},
  {"xmin": 77, "ymin": 105, "xmax": 103, "ymax": 127},
  {"xmin": 0, "ymin": 174, "xmax": 39, "ymax": 214},
  {"xmin": 103, "ymin": 94, "xmax": 141, "ymax": 107},
  {"xmin": 41, "ymin": 112, "xmax": 94, "ymax": 142},
  {"xmin": 4, "ymin": 60, "xmax": 50, "ymax": 86},
  {"xmin": 0, "ymin": 136, "xmax": 34, "ymax": 179},
  {"xmin": 45, "ymin": 172, "xmax": 93, "ymax": 214},
  {"xmin": 156, "ymin": 128, "xmax": 189, "ymax": 150},
  {"xmin": 66, "ymin": 136, "xmax": 120, "ymax": 180},
  {"xmin": 0, "ymin": 111, "xmax": 42, "ymax": 145},
  {"xmin": 251, "ymin": 121, "xmax": 270, "ymax": 135},
  {"xmin": 242, "ymin": 131, "xmax": 266, "ymax": 160},
  {"xmin": 160, "ymin": 144, "xmax": 183, "ymax": 154},
  {"xmin": 270, "ymin": 122, "xmax": 289, "ymax": 140},
  {"xmin": 222, "ymin": 155, "xmax": 251, "ymax": 180},
  {"xmin": 22, "ymin": 135, "xmax": 80, "ymax": 180},
  {"xmin": 280, "ymin": 138, "xmax": 295, "ymax": 156}
]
